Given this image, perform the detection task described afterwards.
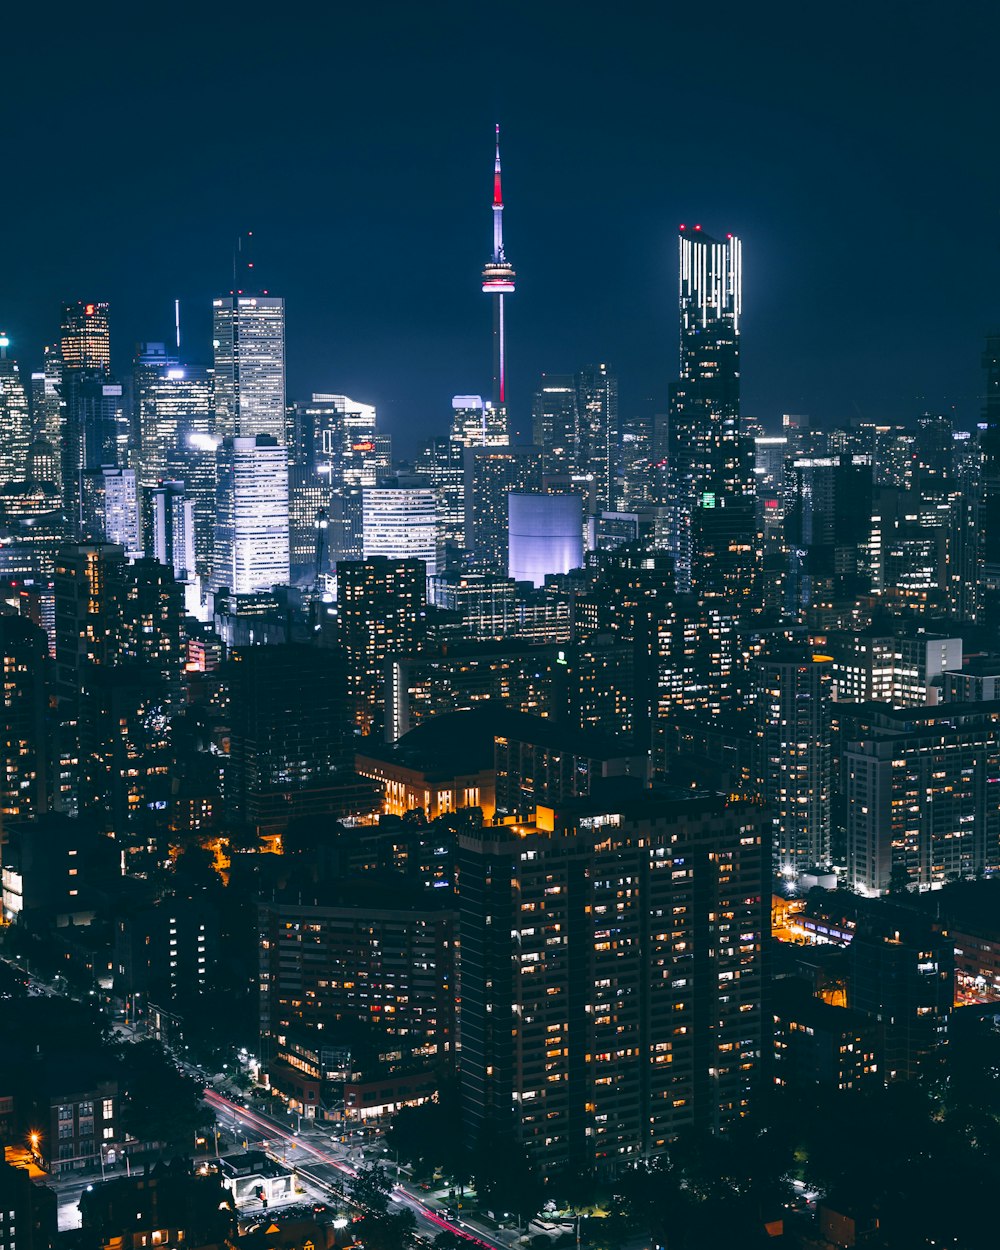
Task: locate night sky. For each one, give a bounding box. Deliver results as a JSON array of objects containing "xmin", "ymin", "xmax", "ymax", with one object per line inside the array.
[{"xmin": 4, "ymin": 1, "xmax": 1000, "ymax": 454}]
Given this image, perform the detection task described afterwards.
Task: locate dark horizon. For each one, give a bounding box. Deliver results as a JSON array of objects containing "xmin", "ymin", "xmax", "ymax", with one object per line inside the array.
[{"xmin": 4, "ymin": 2, "xmax": 1000, "ymax": 454}]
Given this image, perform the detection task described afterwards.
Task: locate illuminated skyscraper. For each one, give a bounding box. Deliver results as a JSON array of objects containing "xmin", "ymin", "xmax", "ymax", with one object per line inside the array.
[
  {"xmin": 212, "ymin": 435, "xmax": 289, "ymax": 594},
  {"xmin": 414, "ymin": 435, "xmax": 466, "ymax": 552},
  {"xmin": 134, "ymin": 344, "xmax": 214, "ymax": 489},
  {"xmin": 212, "ymin": 296, "xmax": 286, "ymax": 440},
  {"xmin": 30, "ymin": 346, "xmax": 64, "ymax": 493},
  {"xmin": 148, "ymin": 480, "xmax": 196, "ymax": 584},
  {"xmin": 752, "ymin": 647, "xmax": 833, "ymax": 878},
  {"xmin": 532, "ymin": 375, "xmax": 578, "ymax": 476},
  {"xmin": 337, "ymin": 557, "xmax": 427, "ymax": 734},
  {"xmin": 167, "ymin": 430, "xmax": 218, "ymax": 585},
  {"xmin": 576, "ymin": 363, "xmax": 619, "ymax": 513},
  {"xmin": 25, "ymin": 436, "xmax": 59, "ymax": 487},
  {"xmin": 668, "ymin": 228, "xmax": 755, "ymax": 599},
  {"xmin": 0, "ymin": 615, "xmax": 51, "ymax": 822},
  {"xmin": 450, "ymin": 394, "xmax": 508, "ymax": 449},
  {"xmin": 362, "ymin": 482, "xmax": 438, "ymax": 576},
  {"xmin": 481, "ymin": 126, "xmax": 515, "ymax": 429},
  {"xmin": 0, "ymin": 338, "xmax": 32, "ymax": 489},
  {"xmin": 80, "ymin": 466, "xmax": 141, "ymax": 556},
  {"xmin": 60, "ymin": 371, "xmax": 123, "ymax": 537},
  {"xmin": 60, "ymin": 301, "xmax": 111, "ymax": 372}
]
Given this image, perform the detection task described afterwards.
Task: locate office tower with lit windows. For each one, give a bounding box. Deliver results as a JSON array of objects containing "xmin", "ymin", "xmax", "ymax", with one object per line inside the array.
[
  {"xmin": 752, "ymin": 647, "xmax": 833, "ymax": 878},
  {"xmin": 576, "ymin": 363, "xmax": 619, "ymax": 513},
  {"xmin": 337, "ymin": 557, "xmax": 427, "ymax": 735},
  {"xmin": 60, "ymin": 301, "xmax": 111, "ymax": 372},
  {"xmin": 25, "ymin": 437, "xmax": 59, "ymax": 488},
  {"xmin": 668, "ymin": 228, "xmax": 756, "ymax": 599},
  {"xmin": 147, "ymin": 480, "xmax": 196, "ymax": 584},
  {"xmin": 784, "ymin": 454, "xmax": 873, "ymax": 617},
  {"xmin": 301, "ymin": 394, "xmax": 388, "ymax": 562},
  {"xmin": 415, "ymin": 435, "xmax": 467, "ymax": 554},
  {"xmin": 362, "ymin": 481, "xmax": 439, "ymax": 576},
  {"xmin": 532, "ymin": 375, "xmax": 579, "ymax": 476},
  {"xmin": 619, "ymin": 407, "xmax": 662, "ymax": 510},
  {"xmin": 60, "ymin": 351, "xmax": 124, "ymax": 538},
  {"xmin": 0, "ymin": 340, "xmax": 32, "ymax": 490},
  {"xmin": 134, "ymin": 344, "xmax": 214, "ymax": 490},
  {"xmin": 288, "ymin": 463, "xmax": 332, "ymax": 576},
  {"xmin": 450, "ymin": 394, "xmax": 508, "ymax": 449},
  {"xmin": 459, "ymin": 789, "xmax": 768, "ymax": 1178},
  {"xmin": 81, "ymin": 466, "xmax": 141, "ymax": 556},
  {"xmin": 212, "ymin": 295, "xmax": 286, "ymax": 440},
  {"xmin": 300, "ymin": 393, "xmax": 382, "ymax": 486},
  {"xmin": 28, "ymin": 345, "xmax": 64, "ymax": 494},
  {"xmin": 465, "ymin": 444, "xmax": 543, "ymax": 573},
  {"xmin": 1, "ymin": 614, "xmax": 51, "ymax": 822},
  {"xmin": 212, "ymin": 435, "xmax": 289, "ymax": 594}
]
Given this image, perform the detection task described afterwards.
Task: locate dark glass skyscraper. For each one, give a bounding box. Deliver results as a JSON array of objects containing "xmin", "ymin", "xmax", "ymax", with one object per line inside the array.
[
  {"xmin": 981, "ymin": 334, "xmax": 1000, "ymax": 615},
  {"xmin": 575, "ymin": 362, "xmax": 619, "ymax": 513},
  {"xmin": 668, "ymin": 228, "xmax": 756, "ymax": 602}
]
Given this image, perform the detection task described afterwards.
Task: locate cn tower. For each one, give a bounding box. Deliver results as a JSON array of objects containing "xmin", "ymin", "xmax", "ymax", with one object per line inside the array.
[{"xmin": 481, "ymin": 124, "xmax": 515, "ymax": 414}]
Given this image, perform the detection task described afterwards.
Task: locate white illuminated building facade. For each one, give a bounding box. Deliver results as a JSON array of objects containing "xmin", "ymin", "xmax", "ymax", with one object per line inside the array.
[
  {"xmin": 101, "ymin": 466, "xmax": 142, "ymax": 557},
  {"xmin": 0, "ymin": 341, "xmax": 32, "ymax": 488},
  {"xmin": 212, "ymin": 435, "xmax": 290, "ymax": 593},
  {"xmin": 363, "ymin": 484, "xmax": 438, "ymax": 576},
  {"xmin": 212, "ymin": 296, "xmax": 286, "ymax": 440}
]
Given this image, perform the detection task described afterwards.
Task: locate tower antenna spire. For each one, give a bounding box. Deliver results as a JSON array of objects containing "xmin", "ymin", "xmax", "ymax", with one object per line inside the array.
[
  {"xmin": 482, "ymin": 125, "xmax": 515, "ymax": 412},
  {"xmin": 494, "ymin": 123, "xmax": 503, "ymax": 209}
]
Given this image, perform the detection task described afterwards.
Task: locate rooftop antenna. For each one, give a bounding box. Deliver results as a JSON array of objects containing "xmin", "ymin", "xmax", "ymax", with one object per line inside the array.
[
  {"xmin": 232, "ymin": 231, "xmax": 256, "ymax": 294},
  {"xmin": 174, "ymin": 299, "xmax": 181, "ymax": 351}
]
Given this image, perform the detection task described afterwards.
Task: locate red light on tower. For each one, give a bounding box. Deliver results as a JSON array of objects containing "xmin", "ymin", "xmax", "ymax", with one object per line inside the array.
[
  {"xmin": 694, "ymin": 224, "xmax": 701, "ymax": 231},
  {"xmin": 679, "ymin": 223, "xmax": 686, "ymax": 230}
]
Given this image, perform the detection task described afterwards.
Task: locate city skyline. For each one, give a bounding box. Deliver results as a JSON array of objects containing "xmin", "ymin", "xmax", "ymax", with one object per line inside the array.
[
  {"xmin": 3, "ymin": 8, "xmax": 1000, "ymax": 1247},
  {"xmin": 4, "ymin": 5, "xmax": 1000, "ymax": 455}
]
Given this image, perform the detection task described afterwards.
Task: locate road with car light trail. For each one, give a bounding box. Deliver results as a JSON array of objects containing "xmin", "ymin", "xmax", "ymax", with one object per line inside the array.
[{"xmin": 202, "ymin": 1088, "xmax": 506, "ymax": 1250}]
